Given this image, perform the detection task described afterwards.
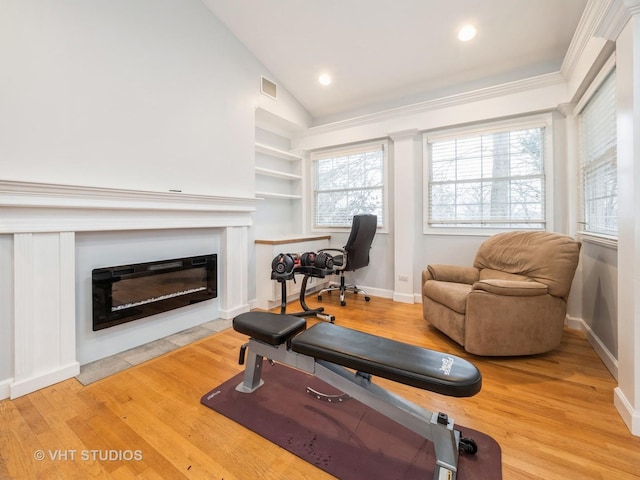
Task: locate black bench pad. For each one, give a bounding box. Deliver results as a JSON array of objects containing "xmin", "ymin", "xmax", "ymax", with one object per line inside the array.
[
  {"xmin": 234, "ymin": 312, "xmax": 306, "ymax": 346},
  {"xmin": 291, "ymin": 323, "xmax": 482, "ymax": 398}
]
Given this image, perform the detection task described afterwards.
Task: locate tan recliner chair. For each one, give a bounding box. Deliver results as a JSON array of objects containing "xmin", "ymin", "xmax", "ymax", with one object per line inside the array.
[{"xmin": 422, "ymin": 231, "xmax": 581, "ymax": 356}]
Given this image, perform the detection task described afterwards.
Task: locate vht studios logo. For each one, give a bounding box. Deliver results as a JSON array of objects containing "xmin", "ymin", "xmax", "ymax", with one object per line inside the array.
[{"xmin": 34, "ymin": 449, "xmax": 143, "ymax": 462}]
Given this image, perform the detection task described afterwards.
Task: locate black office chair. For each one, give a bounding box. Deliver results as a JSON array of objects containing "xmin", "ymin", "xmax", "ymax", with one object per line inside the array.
[{"xmin": 317, "ymin": 214, "xmax": 377, "ymax": 306}]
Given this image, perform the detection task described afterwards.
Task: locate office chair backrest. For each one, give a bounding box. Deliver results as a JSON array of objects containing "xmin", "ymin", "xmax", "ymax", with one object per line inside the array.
[{"xmin": 344, "ymin": 214, "xmax": 377, "ymax": 271}]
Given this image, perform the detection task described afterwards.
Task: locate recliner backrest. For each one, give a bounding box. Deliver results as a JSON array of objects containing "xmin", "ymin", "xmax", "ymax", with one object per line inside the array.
[
  {"xmin": 473, "ymin": 231, "xmax": 581, "ymax": 299},
  {"xmin": 344, "ymin": 214, "xmax": 377, "ymax": 271}
]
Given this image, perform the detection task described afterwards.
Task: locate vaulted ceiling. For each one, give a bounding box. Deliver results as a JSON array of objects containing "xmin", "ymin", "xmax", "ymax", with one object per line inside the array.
[{"xmin": 202, "ymin": 0, "xmax": 588, "ymax": 124}]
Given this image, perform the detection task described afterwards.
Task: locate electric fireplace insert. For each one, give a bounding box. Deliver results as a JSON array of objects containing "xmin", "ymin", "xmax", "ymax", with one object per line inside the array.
[{"xmin": 92, "ymin": 254, "xmax": 217, "ymax": 331}]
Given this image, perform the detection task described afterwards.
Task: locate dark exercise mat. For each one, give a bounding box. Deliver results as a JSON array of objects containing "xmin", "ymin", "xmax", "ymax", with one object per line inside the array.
[{"xmin": 201, "ymin": 363, "xmax": 501, "ymax": 480}]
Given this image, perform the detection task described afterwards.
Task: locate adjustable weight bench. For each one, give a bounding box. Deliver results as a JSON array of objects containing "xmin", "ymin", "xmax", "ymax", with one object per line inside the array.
[{"xmin": 233, "ymin": 311, "xmax": 482, "ymax": 480}]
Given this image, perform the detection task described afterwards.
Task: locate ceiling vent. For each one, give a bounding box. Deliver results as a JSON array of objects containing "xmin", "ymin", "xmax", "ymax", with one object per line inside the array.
[{"xmin": 261, "ymin": 76, "xmax": 277, "ymax": 100}]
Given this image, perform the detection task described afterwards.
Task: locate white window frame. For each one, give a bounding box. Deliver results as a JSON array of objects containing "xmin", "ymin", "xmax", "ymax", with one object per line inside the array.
[
  {"xmin": 423, "ymin": 114, "xmax": 554, "ymax": 236},
  {"xmin": 575, "ymin": 54, "xmax": 617, "ymax": 247},
  {"xmin": 310, "ymin": 139, "xmax": 389, "ymax": 232}
]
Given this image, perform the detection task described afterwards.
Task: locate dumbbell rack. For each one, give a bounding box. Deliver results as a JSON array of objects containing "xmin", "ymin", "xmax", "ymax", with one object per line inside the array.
[{"xmin": 271, "ymin": 266, "xmax": 336, "ymax": 323}]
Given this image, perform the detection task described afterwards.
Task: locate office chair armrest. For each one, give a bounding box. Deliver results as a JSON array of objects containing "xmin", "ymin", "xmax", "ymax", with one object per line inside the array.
[{"xmin": 318, "ymin": 248, "xmax": 347, "ymax": 270}]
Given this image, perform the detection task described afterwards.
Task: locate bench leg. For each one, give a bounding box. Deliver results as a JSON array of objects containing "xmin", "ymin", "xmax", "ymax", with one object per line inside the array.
[
  {"xmin": 235, "ymin": 339, "xmax": 316, "ymax": 393},
  {"xmin": 235, "ymin": 350, "xmax": 265, "ymax": 393}
]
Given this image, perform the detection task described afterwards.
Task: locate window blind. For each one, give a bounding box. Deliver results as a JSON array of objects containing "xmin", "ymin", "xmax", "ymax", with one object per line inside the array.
[
  {"xmin": 578, "ymin": 69, "xmax": 617, "ymax": 237},
  {"xmin": 427, "ymin": 127, "xmax": 545, "ymax": 229},
  {"xmin": 312, "ymin": 144, "xmax": 385, "ymax": 228}
]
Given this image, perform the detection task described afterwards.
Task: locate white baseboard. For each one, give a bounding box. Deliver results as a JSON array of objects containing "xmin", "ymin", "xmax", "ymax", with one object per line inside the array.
[
  {"xmin": 219, "ymin": 304, "xmax": 251, "ymax": 319},
  {"xmin": 565, "ymin": 315, "xmax": 618, "ymax": 380},
  {"xmin": 614, "ymin": 387, "xmax": 640, "ymax": 437},
  {"xmin": 10, "ymin": 362, "xmax": 80, "ymax": 399},
  {"xmin": 392, "ymin": 292, "xmax": 416, "ymax": 304},
  {"xmin": 365, "ymin": 286, "xmax": 393, "ymax": 299},
  {"xmin": 0, "ymin": 377, "xmax": 13, "ymax": 400}
]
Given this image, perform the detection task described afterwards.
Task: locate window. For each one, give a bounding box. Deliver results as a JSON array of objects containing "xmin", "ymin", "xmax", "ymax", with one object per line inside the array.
[
  {"xmin": 311, "ymin": 142, "xmax": 386, "ymax": 229},
  {"xmin": 424, "ymin": 119, "xmax": 548, "ymax": 231},
  {"xmin": 577, "ymin": 66, "xmax": 617, "ymax": 238}
]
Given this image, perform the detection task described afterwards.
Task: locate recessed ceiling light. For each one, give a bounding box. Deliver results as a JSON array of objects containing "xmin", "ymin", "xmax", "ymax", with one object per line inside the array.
[
  {"xmin": 458, "ymin": 25, "xmax": 477, "ymax": 42},
  {"xmin": 318, "ymin": 73, "xmax": 332, "ymax": 86}
]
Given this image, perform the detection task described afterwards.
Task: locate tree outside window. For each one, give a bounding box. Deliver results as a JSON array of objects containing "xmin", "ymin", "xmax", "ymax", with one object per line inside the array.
[{"xmin": 427, "ymin": 127, "xmax": 545, "ymax": 230}]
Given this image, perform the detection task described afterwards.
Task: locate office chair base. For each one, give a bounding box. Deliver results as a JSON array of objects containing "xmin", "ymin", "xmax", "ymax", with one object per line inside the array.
[{"xmin": 317, "ymin": 283, "xmax": 370, "ymax": 307}]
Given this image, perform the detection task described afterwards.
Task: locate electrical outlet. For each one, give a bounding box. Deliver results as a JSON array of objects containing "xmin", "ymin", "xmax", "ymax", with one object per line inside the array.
[{"xmin": 398, "ymin": 274, "xmax": 409, "ymax": 282}]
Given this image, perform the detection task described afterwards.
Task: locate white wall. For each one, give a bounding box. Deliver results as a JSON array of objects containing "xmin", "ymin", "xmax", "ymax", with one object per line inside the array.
[
  {"xmin": 0, "ymin": 0, "xmax": 309, "ymax": 197},
  {"xmin": 613, "ymin": 8, "xmax": 640, "ymax": 437},
  {"xmin": 0, "ymin": 0, "xmax": 310, "ymax": 390},
  {"xmin": 578, "ymin": 241, "xmax": 618, "ymax": 357}
]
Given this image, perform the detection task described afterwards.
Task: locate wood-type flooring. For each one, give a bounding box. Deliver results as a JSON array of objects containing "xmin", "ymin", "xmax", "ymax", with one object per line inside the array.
[{"xmin": 1, "ymin": 296, "xmax": 639, "ymax": 479}]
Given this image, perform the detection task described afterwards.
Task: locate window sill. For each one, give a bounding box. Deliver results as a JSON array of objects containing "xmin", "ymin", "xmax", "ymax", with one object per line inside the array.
[
  {"xmin": 576, "ymin": 231, "xmax": 618, "ymax": 249},
  {"xmin": 423, "ymin": 226, "xmax": 544, "ymax": 237}
]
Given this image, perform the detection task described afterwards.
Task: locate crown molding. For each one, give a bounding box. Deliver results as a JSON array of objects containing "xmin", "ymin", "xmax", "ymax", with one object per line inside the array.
[
  {"xmin": 308, "ymin": 72, "xmax": 565, "ymax": 136},
  {"xmin": 560, "ymin": 0, "xmax": 612, "ymax": 79},
  {"xmin": 596, "ymin": 0, "xmax": 635, "ymax": 40},
  {"xmin": 388, "ymin": 129, "xmax": 421, "ymax": 141}
]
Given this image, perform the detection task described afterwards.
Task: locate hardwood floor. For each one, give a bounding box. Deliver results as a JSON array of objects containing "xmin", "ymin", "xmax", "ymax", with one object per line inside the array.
[{"xmin": 1, "ymin": 296, "xmax": 639, "ymax": 479}]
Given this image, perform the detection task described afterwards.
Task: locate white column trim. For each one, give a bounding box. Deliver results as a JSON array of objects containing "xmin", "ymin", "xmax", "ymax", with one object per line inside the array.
[
  {"xmin": 10, "ymin": 232, "xmax": 80, "ymax": 399},
  {"xmin": 389, "ymin": 130, "xmax": 421, "ymax": 304}
]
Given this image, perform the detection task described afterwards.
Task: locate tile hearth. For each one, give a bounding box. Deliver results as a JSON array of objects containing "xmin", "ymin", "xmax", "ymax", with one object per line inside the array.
[{"xmin": 76, "ymin": 318, "xmax": 232, "ymax": 385}]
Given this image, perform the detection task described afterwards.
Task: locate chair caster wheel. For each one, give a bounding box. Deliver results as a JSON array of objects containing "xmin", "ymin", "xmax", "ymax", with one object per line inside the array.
[
  {"xmin": 459, "ymin": 437, "xmax": 478, "ymax": 455},
  {"xmin": 365, "ymin": 296, "xmax": 370, "ymax": 302},
  {"xmin": 340, "ymin": 301, "xmax": 346, "ymax": 306}
]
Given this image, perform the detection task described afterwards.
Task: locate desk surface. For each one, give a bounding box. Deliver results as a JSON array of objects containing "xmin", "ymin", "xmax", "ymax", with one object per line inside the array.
[{"xmin": 255, "ymin": 234, "xmax": 331, "ymax": 245}]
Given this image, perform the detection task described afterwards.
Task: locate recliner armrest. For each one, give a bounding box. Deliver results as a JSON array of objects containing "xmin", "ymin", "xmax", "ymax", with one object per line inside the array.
[
  {"xmin": 472, "ymin": 279, "xmax": 548, "ymax": 296},
  {"xmin": 424, "ymin": 264, "xmax": 479, "ymax": 284}
]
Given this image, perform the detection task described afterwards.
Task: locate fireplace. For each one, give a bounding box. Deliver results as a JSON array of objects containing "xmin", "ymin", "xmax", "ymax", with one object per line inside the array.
[{"xmin": 92, "ymin": 254, "xmax": 217, "ymax": 331}]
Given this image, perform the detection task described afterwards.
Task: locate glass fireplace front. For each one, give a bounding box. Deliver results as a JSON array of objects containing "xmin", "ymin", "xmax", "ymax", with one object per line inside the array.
[{"xmin": 92, "ymin": 254, "xmax": 217, "ymax": 331}]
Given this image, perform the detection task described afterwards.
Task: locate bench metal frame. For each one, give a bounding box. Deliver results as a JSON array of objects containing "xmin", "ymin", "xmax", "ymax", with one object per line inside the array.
[{"xmin": 236, "ymin": 336, "xmax": 462, "ymax": 480}]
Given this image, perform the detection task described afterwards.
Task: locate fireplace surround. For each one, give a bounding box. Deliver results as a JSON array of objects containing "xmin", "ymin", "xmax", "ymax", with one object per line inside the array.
[{"xmin": 1, "ymin": 180, "xmax": 255, "ymax": 400}]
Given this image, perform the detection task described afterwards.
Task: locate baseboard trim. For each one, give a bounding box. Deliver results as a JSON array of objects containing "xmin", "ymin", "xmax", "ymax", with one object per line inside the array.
[
  {"xmin": 0, "ymin": 377, "xmax": 13, "ymax": 400},
  {"xmin": 10, "ymin": 362, "xmax": 80, "ymax": 399},
  {"xmin": 566, "ymin": 315, "xmax": 618, "ymax": 380},
  {"xmin": 392, "ymin": 292, "xmax": 415, "ymax": 304},
  {"xmin": 358, "ymin": 286, "xmax": 393, "ymax": 300},
  {"xmin": 614, "ymin": 387, "xmax": 640, "ymax": 437},
  {"xmin": 219, "ymin": 304, "xmax": 250, "ymax": 319}
]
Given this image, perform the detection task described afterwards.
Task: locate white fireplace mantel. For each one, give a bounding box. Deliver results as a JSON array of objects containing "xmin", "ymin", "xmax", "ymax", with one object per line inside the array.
[
  {"xmin": 1, "ymin": 180, "xmax": 257, "ymax": 399},
  {"xmin": 0, "ymin": 180, "xmax": 257, "ymax": 233}
]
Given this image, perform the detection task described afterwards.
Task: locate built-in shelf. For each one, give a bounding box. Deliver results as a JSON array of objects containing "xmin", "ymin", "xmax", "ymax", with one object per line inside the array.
[
  {"xmin": 255, "ymin": 167, "xmax": 302, "ymax": 181},
  {"xmin": 255, "ymin": 142, "xmax": 302, "ymax": 161},
  {"xmin": 255, "ymin": 191, "xmax": 302, "ymax": 200},
  {"xmin": 254, "ymin": 141, "xmax": 303, "ymax": 201}
]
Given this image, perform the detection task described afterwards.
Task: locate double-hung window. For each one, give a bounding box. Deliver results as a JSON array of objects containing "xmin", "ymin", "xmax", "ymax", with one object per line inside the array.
[
  {"xmin": 577, "ymin": 61, "xmax": 617, "ymax": 239},
  {"xmin": 424, "ymin": 117, "xmax": 549, "ymax": 232},
  {"xmin": 311, "ymin": 141, "xmax": 386, "ymax": 229}
]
